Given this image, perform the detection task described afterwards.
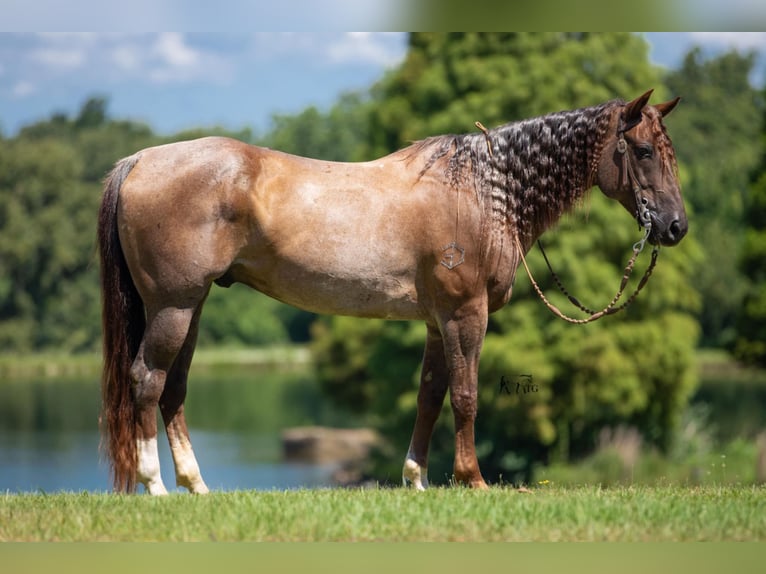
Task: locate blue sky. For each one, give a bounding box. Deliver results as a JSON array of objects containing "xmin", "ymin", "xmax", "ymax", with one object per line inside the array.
[{"xmin": 1, "ymin": 32, "xmax": 764, "ymax": 137}]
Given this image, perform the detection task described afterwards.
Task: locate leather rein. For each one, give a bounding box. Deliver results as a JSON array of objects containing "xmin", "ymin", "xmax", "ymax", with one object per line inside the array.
[{"xmin": 515, "ymin": 121, "xmax": 660, "ymax": 324}]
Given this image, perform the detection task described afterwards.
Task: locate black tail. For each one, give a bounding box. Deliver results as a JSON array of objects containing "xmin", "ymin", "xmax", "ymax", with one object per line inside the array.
[{"xmin": 97, "ymin": 154, "xmax": 144, "ymax": 493}]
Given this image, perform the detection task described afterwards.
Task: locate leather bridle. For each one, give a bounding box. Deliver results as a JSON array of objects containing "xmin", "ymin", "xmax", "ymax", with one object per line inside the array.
[{"xmin": 515, "ymin": 117, "xmax": 660, "ymax": 324}]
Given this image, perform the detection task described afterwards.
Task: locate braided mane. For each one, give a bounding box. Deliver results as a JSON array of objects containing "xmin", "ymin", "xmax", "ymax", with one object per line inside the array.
[{"xmin": 413, "ymin": 100, "xmax": 623, "ymax": 242}]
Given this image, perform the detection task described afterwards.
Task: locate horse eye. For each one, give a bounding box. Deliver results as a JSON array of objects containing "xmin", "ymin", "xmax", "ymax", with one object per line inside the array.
[{"xmin": 636, "ymin": 145, "xmax": 654, "ymax": 160}]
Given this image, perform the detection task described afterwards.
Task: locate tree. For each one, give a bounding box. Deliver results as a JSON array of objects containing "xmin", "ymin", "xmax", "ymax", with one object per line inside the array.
[
  {"xmin": 262, "ymin": 92, "xmax": 372, "ymax": 162},
  {"xmin": 312, "ymin": 33, "xmax": 703, "ymax": 484},
  {"xmin": 0, "ymin": 95, "xmax": 359, "ymax": 353},
  {"xmin": 735, "ymin": 88, "xmax": 766, "ymax": 367},
  {"xmin": 0, "ymin": 137, "xmax": 94, "ymax": 350},
  {"xmin": 0, "ymin": 98, "xmax": 161, "ymax": 351},
  {"xmin": 365, "ymin": 33, "xmax": 663, "ymax": 157},
  {"xmin": 664, "ymin": 49, "xmax": 762, "ymax": 348}
]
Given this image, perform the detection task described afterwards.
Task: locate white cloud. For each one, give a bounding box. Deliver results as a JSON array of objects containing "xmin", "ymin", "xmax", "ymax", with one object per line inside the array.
[
  {"xmin": 11, "ymin": 81, "xmax": 35, "ymax": 98},
  {"xmin": 30, "ymin": 47, "xmax": 86, "ymax": 69},
  {"xmin": 110, "ymin": 44, "xmax": 142, "ymax": 72},
  {"xmin": 147, "ymin": 33, "xmax": 232, "ymax": 84},
  {"xmin": 154, "ymin": 32, "xmax": 199, "ymax": 68},
  {"xmin": 28, "ymin": 33, "xmax": 98, "ymax": 70},
  {"xmin": 689, "ymin": 32, "xmax": 766, "ymax": 51},
  {"xmin": 326, "ymin": 32, "xmax": 406, "ymax": 67},
  {"xmin": 11, "ymin": 33, "xmax": 232, "ymax": 86}
]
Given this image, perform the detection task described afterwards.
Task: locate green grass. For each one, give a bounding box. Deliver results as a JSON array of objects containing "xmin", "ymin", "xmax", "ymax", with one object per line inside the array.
[
  {"xmin": 0, "ymin": 344, "xmax": 310, "ymax": 380},
  {"xmin": 2, "ymin": 485, "xmax": 765, "ymax": 541}
]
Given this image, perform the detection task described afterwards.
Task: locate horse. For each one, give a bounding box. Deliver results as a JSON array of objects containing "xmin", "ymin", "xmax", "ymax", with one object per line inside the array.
[{"xmin": 98, "ymin": 89, "xmax": 687, "ymax": 494}]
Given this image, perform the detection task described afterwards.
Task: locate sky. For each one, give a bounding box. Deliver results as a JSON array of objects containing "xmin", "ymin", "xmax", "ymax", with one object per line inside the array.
[{"xmin": 1, "ymin": 32, "xmax": 765, "ymax": 138}]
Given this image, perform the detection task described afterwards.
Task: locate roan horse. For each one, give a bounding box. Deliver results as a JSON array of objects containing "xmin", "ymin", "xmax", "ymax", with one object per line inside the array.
[{"xmin": 98, "ymin": 89, "xmax": 687, "ymax": 494}]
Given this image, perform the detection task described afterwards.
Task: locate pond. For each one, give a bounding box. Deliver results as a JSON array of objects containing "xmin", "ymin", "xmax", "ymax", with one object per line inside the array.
[
  {"xmin": 3, "ymin": 358, "xmax": 765, "ymax": 494},
  {"xmin": 0, "ymin": 364, "xmax": 358, "ymax": 493}
]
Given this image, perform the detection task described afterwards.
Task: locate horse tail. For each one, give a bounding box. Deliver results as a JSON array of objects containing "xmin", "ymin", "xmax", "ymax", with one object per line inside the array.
[{"xmin": 97, "ymin": 154, "xmax": 144, "ymax": 493}]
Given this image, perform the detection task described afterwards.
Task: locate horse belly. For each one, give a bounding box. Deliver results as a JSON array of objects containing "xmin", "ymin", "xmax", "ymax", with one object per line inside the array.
[{"xmin": 230, "ymin": 250, "xmax": 425, "ymax": 320}]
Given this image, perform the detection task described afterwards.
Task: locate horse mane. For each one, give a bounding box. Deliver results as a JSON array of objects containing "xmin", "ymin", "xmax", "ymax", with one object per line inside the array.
[{"xmin": 411, "ymin": 99, "xmax": 624, "ymax": 241}]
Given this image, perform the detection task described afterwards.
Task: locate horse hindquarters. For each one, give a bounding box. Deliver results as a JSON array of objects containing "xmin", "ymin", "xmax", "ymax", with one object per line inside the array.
[{"xmin": 99, "ymin": 156, "xmax": 211, "ymax": 494}]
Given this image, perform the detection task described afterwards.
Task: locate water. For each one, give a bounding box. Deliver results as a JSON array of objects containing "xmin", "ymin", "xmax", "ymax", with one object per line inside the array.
[
  {"xmin": 3, "ymin": 362, "xmax": 764, "ymax": 493},
  {"xmin": 0, "ymin": 366, "xmax": 353, "ymax": 493}
]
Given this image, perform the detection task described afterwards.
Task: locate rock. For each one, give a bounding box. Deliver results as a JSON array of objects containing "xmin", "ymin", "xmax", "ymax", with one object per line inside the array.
[{"xmin": 281, "ymin": 426, "xmax": 381, "ymax": 465}]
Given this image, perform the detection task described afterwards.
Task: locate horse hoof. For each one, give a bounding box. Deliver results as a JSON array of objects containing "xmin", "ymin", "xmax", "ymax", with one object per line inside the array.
[{"xmin": 402, "ymin": 457, "xmax": 428, "ymax": 490}]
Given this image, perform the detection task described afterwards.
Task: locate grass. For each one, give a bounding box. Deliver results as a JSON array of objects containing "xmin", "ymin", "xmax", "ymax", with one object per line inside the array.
[
  {"xmin": 2, "ymin": 484, "xmax": 765, "ymax": 541},
  {"xmin": 0, "ymin": 344, "xmax": 310, "ymax": 380}
]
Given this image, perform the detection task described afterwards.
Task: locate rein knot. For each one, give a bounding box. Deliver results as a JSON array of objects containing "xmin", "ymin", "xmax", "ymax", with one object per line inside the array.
[{"xmin": 474, "ymin": 121, "xmax": 494, "ymax": 158}]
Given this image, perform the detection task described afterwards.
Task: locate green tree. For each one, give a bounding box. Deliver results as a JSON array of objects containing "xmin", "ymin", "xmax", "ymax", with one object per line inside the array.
[
  {"xmin": 0, "ymin": 137, "xmax": 93, "ymax": 350},
  {"xmin": 664, "ymin": 48, "xmax": 762, "ymax": 348},
  {"xmin": 0, "ymin": 98, "xmax": 161, "ymax": 351},
  {"xmin": 735, "ymin": 88, "xmax": 766, "ymax": 367},
  {"xmin": 0, "ymin": 95, "xmax": 351, "ymax": 353},
  {"xmin": 365, "ymin": 32, "xmax": 662, "ymax": 157},
  {"xmin": 262, "ymin": 92, "xmax": 372, "ymax": 162},
  {"xmin": 312, "ymin": 32, "xmax": 703, "ymax": 484}
]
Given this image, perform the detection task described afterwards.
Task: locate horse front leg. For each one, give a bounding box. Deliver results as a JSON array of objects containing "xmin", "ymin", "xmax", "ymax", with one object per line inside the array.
[
  {"xmin": 403, "ymin": 323, "xmax": 449, "ymax": 490},
  {"xmin": 442, "ymin": 303, "xmax": 489, "ymax": 489}
]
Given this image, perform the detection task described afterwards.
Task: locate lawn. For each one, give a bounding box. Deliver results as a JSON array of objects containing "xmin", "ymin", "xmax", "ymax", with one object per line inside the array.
[{"xmin": 2, "ymin": 484, "xmax": 764, "ymax": 542}]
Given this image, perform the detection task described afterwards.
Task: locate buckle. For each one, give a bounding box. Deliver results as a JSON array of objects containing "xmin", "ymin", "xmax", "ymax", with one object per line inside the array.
[{"xmin": 616, "ymin": 136, "xmax": 628, "ymax": 154}]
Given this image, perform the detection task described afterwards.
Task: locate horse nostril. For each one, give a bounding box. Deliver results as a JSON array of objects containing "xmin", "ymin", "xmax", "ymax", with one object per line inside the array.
[{"xmin": 669, "ymin": 219, "xmax": 687, "ymax": 241}]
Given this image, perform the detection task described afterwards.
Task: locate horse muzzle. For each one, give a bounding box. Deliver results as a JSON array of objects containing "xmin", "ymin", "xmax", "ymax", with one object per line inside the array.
[{"xmin": 648, "ymin": 212, "xmax": 688, "ymax": 246}]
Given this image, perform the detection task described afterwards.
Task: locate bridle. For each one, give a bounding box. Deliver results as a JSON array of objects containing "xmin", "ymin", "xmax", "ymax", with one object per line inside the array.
[
  {"xmin": 515, "ymin": 115, "xmax": 660, "ymax": 324},
  {"xmin": 617, "ymin": 117, "xmax": 653, "ymax": 252}
]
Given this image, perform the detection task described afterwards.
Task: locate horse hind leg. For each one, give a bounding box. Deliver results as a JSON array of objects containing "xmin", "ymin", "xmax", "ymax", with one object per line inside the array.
[
  {"xmin": 131, "ymin": 302, "xmax": 204, "ymax": 495},
  {"xmin": 159, "ymin": 303, "xmax": 209, "ymax": 494},
  {"xmin": 403, "ymin": 324, "xmax": 449, "ymax": 490}
]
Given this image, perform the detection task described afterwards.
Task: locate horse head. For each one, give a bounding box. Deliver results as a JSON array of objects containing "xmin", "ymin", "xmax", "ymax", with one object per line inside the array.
[{"xmin": 597, "ymin": 89, "xmax": 688, "ymax": 246}]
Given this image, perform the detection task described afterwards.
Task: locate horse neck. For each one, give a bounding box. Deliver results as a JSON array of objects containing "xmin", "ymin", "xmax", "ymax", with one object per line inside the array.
[{"xmin": 475, "ymin": 101, "xmax": 618, "ymax": 245}]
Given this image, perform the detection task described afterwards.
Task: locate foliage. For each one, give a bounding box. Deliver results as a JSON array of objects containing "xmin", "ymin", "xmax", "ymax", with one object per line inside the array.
[
  {"xmin": 262, "ymin": 92, "xmax": 372, "ymax": 162},
  {"xmin": 365, "ymin": 32, "xmax": 662, "ymax": 157},
  {"xmin": 312, "ymin": 33, "xmax": 704, "ymax": 484},
  {"xmin": 0, "ymin": 98, "xmax": 334, "ymax": 352},
  {"xmin": 664, "ymin": 49, "xmax": 763, "ymax": 347},
  {"xmin": 734, "ymin": 92, "xmax": 766, "ymax": 367},
  {"xmin": 0, "ymin": 137, "xmax": 97, "ymax": 350}
]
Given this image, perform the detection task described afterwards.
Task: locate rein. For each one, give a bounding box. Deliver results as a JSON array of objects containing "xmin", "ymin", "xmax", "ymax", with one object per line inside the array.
[{"xmin": 516, "ymin": 122, "xmax": 660, "ymax": 324}]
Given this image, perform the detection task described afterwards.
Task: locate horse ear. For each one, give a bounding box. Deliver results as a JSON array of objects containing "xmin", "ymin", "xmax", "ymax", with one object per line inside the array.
[
  {"xmin": 654, "ymin": 96, "xmax": 681, "ymax": 118},
  {"xmin": 622, "ymin": 89, "xmax": 654, "ymax": 126}
]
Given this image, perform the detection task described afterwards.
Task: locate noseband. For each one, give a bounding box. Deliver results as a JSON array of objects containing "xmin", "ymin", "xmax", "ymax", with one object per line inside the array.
[{"xmin": 515, "ymin": 120, "xmax": 660, "ymax": 324}]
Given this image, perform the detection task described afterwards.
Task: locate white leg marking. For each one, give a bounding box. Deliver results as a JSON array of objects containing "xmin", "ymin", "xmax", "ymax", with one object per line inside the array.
[
  {"xmin": 402, "ymin": 452, "xmax": 428, "ymax": 491},
  {"xmin": 137, "ymin": 437, "xmax": 168, "ymax": 495},
  {"xmin": 169, "ymin": 434, "xmax": 209, "ymax": 494}
]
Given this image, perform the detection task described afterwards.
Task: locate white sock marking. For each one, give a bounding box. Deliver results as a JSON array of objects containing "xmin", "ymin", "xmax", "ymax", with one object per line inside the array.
[
  {"xmin": 168, "ymin": 433, "xmax": 209, "ymax": 494},
  {"xmin": 402, "ymin": 453, "xmax": 428, "ymax": 491},
  {"xmin": 136, "ymin": 437, "xmax": 168, "ymax": 495}
]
